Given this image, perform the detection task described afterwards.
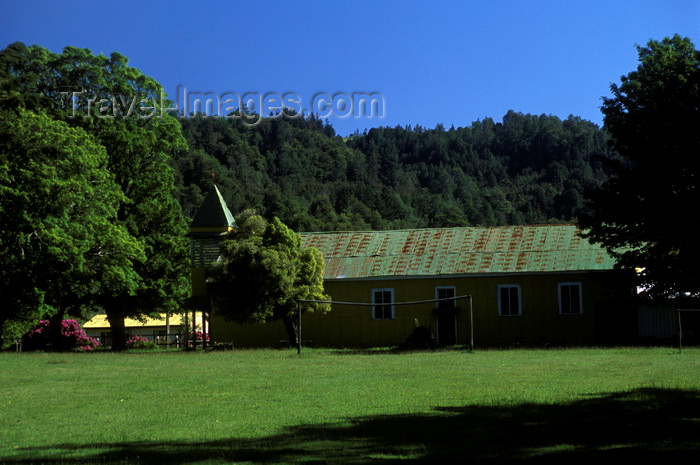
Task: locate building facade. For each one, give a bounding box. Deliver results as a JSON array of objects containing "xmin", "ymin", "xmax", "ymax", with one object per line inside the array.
[
  {"xmin": 82, "ymin": 313, "xmax": 202, "ymax": 347},
  {"xmin": 209, "ymin": 225, "xmax": 638, "ymax": 347}
]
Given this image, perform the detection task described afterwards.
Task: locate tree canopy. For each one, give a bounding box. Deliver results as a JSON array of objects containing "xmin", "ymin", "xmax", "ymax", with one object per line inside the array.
[
  {"xmin": 579, "ymin": 35, "xmax": 700, "ymax": 298},
  {"xmin": 0, "ymin": 42, "xmax": 190, "ymax": 349},
  {"xmin": 0, "ymin": 108, "xmax": 142, "ymax": 345},
  {"xmin": 206, "ymin": 211, "xmax": 330, "ymax": 344}
]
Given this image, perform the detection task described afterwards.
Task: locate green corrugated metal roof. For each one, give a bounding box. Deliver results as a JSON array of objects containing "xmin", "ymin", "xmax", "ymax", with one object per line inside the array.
[{"xmin": 301, "ymin": 224, "xmax": 616, "ymax": 280}]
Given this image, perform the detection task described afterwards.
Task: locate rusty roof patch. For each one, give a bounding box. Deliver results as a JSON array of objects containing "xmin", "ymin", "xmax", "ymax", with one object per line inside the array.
[{"xmin": 301, "ymin": 224, "xmax": 617, "ymax": 280}]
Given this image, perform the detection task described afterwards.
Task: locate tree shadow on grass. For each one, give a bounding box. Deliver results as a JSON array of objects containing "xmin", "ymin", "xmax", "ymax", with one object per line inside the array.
[
  {"xmin": 327, "ymin": 345, "xmax": 469, "ymax": 356},
  {"xmin": 5, "ymin": 388, "xmax": 700, "ymax": 464}
]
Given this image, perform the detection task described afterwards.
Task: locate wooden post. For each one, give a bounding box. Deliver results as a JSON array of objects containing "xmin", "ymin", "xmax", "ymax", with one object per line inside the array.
[
  {"xmin": 469, "ymin": 295, "xmax": 474, "ymax": 352},
  {"xmin": 165, "ymin": 312, "xmax": 170, "ymax": 348},
  {"xmin": 192, "ymin": 308, "xmax": 197, "ymax": 351},
  {"xmin": 183, "ymin": 310, "xmax": 188, "ymax": 349},
  {"xmin": 678, "ymin": 309, "xmax": 683, "ymax": 353},
  {"xmin": 202, "ymin": 310, "xmax": 207, "ymax": 350}
]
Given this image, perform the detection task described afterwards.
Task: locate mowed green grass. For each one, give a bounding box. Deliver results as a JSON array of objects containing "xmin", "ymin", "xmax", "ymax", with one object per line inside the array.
[{"xmin": 1, "ymin": 347, "xmax": 699, "ymax": 464}]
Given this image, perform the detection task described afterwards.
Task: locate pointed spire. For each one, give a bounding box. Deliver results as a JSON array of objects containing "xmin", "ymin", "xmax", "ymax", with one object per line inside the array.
[{"xmin": 189, "ymin": 182, "xmax": 236, "ymax": 233}]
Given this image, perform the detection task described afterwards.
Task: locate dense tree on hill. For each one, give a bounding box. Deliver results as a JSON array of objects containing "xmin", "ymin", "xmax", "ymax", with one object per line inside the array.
[
  {"xmin": 0, "ymin": 42, "xmax": 190, "ymax": 350},
  {"xmin": 174, "ymin": 110, "xmax": 614, "ymax": 231},
  {"xmin": 580, "ymin": 35, "xmax": 700, "ymax": 298}
]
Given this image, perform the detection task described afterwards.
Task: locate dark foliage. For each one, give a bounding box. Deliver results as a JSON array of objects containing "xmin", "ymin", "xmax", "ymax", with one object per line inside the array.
[
  {"xmin": 399, "ymin": 319, "xmax": 437, "ymax": 350},
  {"xmin": 579, "ymin": 35, "xmax": 700, "ymax": 298},
  {"xmin": 173, "ymin": 110, "xmax": 615, "ymax": 231}
]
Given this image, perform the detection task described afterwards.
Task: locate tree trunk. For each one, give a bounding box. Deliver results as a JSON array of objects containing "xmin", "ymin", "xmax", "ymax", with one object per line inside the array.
[
  {"xmin": 106, "ymin": 313, "xmax": 127, "ymax": 351},
  {"xmin": 48, "ymin": 311, "xmax": 66, "ymax": 352},
  {"xmin": 282, "ymin": 316, "xmax": 298, "ymax": 347},
  {"xmin": 0, "ymin": 315, "xmax": 7, "ymax": 347}
]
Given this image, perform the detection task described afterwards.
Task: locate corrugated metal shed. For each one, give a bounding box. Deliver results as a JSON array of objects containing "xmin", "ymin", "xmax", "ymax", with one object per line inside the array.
[{"xmin": 301, "ymin": 224, "xmax": 616, "ymax": 280}]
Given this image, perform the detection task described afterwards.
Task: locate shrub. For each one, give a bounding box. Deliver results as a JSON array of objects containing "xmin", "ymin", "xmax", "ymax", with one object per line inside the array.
[
  {"xmin": 126, "ymin": 334, "xmax": 158, "ymax": 350},
  {"xmin": 189, "ymin": 330, "xmax": 210, "ymax": 343},
  {"xmin": 22, "ymin": 319, "xmax": 99, "ymax": 352},
  {"xmin": 399, "ymin": 319, "xmax": 436, "ymax": 350}
]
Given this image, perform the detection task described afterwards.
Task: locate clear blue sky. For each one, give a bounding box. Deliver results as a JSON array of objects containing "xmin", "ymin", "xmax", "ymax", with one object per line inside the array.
[{"xmin": 1, "ymin": 0, "xmax": 698, "ymax": 136}]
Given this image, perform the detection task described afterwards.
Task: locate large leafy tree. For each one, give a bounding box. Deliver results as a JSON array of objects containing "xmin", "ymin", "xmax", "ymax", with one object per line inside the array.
[
  {"xmin": 0, "ymin": 109, "xmax": 142, "ymax": 347},
  {"xmin": 207, "ymin": 211, "xmax": 330, "ymax": 344},
  {"xmin": 580, "ymin": 35, "xmax": 700, "ymax": 298},
  {"xmin": 0, "ymin": 42, "xmax": 190, "ymax": 350}
]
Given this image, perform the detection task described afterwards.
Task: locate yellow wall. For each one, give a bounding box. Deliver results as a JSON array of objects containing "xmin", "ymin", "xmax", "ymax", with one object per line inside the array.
[{"xmin": 210, "ymin": 271, "xmax": 629, "ymax": 348}]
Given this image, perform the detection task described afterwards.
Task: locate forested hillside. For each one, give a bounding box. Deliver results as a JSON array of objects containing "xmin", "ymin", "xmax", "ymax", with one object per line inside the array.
[{"xmin": 172, "ymin": 110, "xmax": 616, "ymax": 231}]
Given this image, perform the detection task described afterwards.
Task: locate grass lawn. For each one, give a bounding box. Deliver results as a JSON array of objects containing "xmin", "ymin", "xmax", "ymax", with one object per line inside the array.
[{"xmin": 1, "ymin": 346, "xmax": 699, "ymax": 464}]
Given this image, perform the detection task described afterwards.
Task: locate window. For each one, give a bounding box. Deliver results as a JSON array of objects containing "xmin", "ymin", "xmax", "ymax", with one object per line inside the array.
[
  {"xmin": 435, "ymin": 286, "xmax": 456, "ymax": 309},
  {"xmin": 559, "ymin": 282, "xmax": 582, "ymax": 314},
  {"xmin": 372, "ymin": 288, "xmax": 394, "ymax": 320},
  {"xmin": 498, "ymin": 284, "xmax": 521, "ymax": 316}
]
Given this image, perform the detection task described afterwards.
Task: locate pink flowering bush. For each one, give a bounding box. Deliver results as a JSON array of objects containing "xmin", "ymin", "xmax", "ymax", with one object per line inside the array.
[
  {"xmin": 189, "ymin": 330, "xmax": 210, "ymax": 343},
  {"xmin": 22, "ymin": 319, "xmax": 100, "ymax": 352},
  {"xmin": 126, "ymin": 334, "xmax": 158, "ymax": 350}
]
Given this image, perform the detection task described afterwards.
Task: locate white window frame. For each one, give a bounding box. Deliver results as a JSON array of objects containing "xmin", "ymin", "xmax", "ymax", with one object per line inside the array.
[
  {"xmin": 371, "ymin": 288, "xmax": 395, "ymax": 320},
  {"xmin": 498, "ymin": 284, "xmax": 522, "ymax": 316},
  {"xmin": 558, "ymin": 282, "xmax": 583, "ymax": 315},
  {"xmin": 435, "ymin": 286, "xmax": 457, "ymax": 309}
]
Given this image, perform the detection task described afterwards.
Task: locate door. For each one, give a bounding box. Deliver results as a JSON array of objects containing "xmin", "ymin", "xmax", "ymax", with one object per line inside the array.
[
  {"xmin": 436, "ymin": 286, "xmax": 457, "ymax": 345},
  {"xmin": 437, "ymin": 312, "xmax": 457, "ymax": 345}
]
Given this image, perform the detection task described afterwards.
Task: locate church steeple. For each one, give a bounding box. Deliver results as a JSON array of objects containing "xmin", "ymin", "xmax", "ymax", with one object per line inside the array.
[
  {"xmin": 189, "ymin": 177, "xmax": 235, "ymax": 234},
  {"xmin": 188, "ymin": 180, "xmax": 235, "ymax": 269}
]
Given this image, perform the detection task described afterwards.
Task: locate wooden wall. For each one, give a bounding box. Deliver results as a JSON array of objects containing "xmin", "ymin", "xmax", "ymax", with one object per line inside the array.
[{"xmin": 210, "ymin": 270, "xmax": 635, "ymax": 348}]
